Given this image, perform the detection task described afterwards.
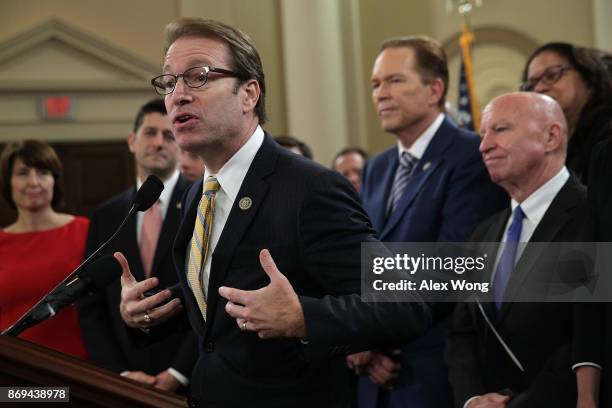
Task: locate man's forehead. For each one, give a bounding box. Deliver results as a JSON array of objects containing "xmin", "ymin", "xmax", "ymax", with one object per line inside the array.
[
  {"xmin": 373, "ymin": 47, "xmax": 416, "ymax": 72},
  {"xmin": 486, "ymin": 96, "xmax": 527, "ymax": 115},
  {"xmin": 163, "ymin": 36, "xmax": 229, "ymax": 71},
  {"xmin": 141, "ymin": 112, "xmax": 171, "ymax": 127}
]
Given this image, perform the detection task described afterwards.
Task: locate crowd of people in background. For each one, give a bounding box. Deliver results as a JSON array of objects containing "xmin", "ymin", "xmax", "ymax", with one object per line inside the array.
[{"xmin": 1, "ymin": 16, "xmax": 612, "ymax": 408}]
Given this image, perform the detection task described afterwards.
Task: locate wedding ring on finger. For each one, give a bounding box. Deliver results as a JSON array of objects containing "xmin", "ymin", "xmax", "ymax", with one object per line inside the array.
[
  {"xmin": 143, "ymin": 312, "xmax": 152, "ymax": 324},
  {"xmin": 241, "ymin": 320, "xmax": 248, "ymax": 331}
]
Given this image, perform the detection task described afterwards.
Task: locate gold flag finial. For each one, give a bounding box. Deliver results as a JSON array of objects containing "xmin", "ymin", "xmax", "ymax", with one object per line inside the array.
[{"xmin": 446, "ymin": 0, "xmax": 483, "ymax": 18}]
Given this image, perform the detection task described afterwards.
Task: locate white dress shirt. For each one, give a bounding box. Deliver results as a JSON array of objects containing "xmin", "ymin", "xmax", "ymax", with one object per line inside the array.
[
  {"xmin": 490, "ymin": 166, "xmax": 569, "ymax": 276},
  {"xmin": 188, "ymin": 125, "xmax": 265, "ymax": 299},
  {"xmin": 396, "ymin": 112, "xmax": 444, "ymax": 161}
]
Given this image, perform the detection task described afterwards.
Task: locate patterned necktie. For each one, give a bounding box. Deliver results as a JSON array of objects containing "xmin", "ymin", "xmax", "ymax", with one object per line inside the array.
[
  {"xmin": 140, "ymin": 201, "xmax": 162, "ymax": 278},
  {"xmin": 387, "ymin": 151, "xmax": 418, "ymax": 216},
  {"xmin": 187, "ymin": 177, "xmax": 221, "ymax": 320},
  {"xmin": 494, "ymin": 206, "xmax": 525, "ymax": 310}
]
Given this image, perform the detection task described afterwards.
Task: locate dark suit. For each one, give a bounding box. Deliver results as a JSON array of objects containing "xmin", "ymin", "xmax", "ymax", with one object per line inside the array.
[
  {"xmin": 445, "ymin": 176, "xmax": 598, "ymax": 408},
  {"xmin": 359, "ymin": 117, "xmax": 508, "ymax": 408},
  {"xmin": 173, "ymin": 135, "xmax": 431, "ymax": 408},
  {"xmin": 77, "ymin": 175, "xmax": 197, "ymax": 379},
  {"xmin": 588, "ymin": 138, "xmax": 612, "ymax": 406}
]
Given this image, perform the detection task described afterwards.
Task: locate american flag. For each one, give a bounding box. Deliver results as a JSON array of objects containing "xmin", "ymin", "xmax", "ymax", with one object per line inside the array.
[
  {"xmin": 457, "ymin": 59, "xmax": 475, "ymax": 131},
  {"xmin": 458, "ymin": 23, "xmax": 480, "ymax": 132}
]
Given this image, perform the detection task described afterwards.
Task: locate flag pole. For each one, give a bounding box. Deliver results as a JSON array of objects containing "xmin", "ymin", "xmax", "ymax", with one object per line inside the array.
[{"xmin": 458, "ymin": 21, "xmax": 480, "ymax": 132}]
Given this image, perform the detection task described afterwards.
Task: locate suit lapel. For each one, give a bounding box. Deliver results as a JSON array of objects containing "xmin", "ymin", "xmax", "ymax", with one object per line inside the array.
[
  {"xmin": 204, "ymin": 136, "xmax": 276, "ymax": 329},
  {"xmin": 478, "ymin": 209, "xmax": 509, "ymax": 320},
  {"xmin": 499, "ymin": 179, "xmax": 577, "ymax": 319},
  {"xmin": 381, "ymin": 119, "xmax": 454, "ymax": 239},
  {"xmin": 382, "ymin": 160, "xmax": 440, "ymax": 238},
  {"xmin": 174, "ymin": 179, "xmax": 206, "ymax": 331},
  {"xmin": 150, "ymin": 176, "xmax": 188, "ymax": 277},
  {"xmin": 367, "ymin": 149, "xmax": 398, "ymax": 235}
]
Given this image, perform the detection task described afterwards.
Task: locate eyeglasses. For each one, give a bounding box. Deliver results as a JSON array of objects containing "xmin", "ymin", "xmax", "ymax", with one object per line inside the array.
[
  {"xmin": 520, "ymin": 65, "xmax": 573, "ymax": 92},
  {"xmin": 151, "ymin": 66, "xmax": 241, "ymax": 95}
]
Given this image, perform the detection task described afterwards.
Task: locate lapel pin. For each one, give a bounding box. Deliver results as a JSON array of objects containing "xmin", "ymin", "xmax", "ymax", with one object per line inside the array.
[
  {"xmin": 239, "ymin": 197, "xmax": 252, "ymax": 210},
  {"xmin": 176, "ymin": 202, "xmax": 182, "ymax": 209},
  {"xmin": 422, "ymin": 161, "xmax": 431, "ymax": 171}
]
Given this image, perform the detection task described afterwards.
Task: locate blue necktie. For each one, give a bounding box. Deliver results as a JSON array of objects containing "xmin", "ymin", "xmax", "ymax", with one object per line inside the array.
[
  {"xmin": 494, "ymin": 206, "xmax": 525, "ymax": 309},
  {"xmin": 387, "ymin": 151, "xmax": 417, "ymax": 216}
]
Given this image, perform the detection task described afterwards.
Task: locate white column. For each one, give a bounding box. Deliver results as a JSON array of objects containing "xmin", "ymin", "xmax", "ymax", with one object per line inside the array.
[
  {"xmin": 593, "ymin": 0, "xmax": 612, "ymax": 51},
  {"xmin": 280, "ymin": 0, "xmax": 355, "ymax": 166}
]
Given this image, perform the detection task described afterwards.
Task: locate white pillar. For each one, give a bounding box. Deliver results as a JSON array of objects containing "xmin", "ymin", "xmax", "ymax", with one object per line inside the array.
[
  {"xmin": 280, "ymin": 0, "xmax": 354, "ymax": 166},
  {"xmin": 593, "ymin": 0, "xmax": 612, "ymax": 51}
]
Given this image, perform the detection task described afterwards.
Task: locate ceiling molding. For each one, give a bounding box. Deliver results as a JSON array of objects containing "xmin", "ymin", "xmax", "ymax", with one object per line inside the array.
[
  {"xmin": 0, "ymin": 18, "xmax": 159, "ymax": 85},
  {"xmin": 442, "ymin": 25, "xmax": 540, "ymax": 60}
]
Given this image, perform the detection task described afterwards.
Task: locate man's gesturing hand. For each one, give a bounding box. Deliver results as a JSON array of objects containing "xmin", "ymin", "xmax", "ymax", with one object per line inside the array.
[
  {"xmin": 218, "ymin": 249, "xmax": 306, "ymax": 339},
  {"xmin": 467, "ymin": 393, "xmax": 510, "ymax": 408},
  {"xmin": 116, "ymin": 252, "xmax": 182, "ymax": 329}
]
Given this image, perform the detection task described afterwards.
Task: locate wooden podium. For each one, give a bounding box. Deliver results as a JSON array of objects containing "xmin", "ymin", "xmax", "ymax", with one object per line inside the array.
[{"xmin": 0, "ymin": 336, "xmax": 187, "ymax": 407}]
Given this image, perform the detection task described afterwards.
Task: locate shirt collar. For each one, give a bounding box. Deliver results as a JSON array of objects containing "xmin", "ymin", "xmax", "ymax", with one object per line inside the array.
[
  {"xmin": 511, "ymin": 166, "xmax": 569, "ymax": 224},
  {"xmin": 203, "ymin": 125, "xmax": 265, "ymax": 203},
  {"xmin": 397, "ymin": 112, "xmax": 445, "ymax": 160}
]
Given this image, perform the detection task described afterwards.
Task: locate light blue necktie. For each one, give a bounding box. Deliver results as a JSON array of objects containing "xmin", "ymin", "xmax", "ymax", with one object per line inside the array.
[
  {"xmin": 387, "ymin": 151, "xmax": 418, "ymax": 216},
  {"xmin": 494, "ymin": 206, "xmax": 525, "ymax": 309}
]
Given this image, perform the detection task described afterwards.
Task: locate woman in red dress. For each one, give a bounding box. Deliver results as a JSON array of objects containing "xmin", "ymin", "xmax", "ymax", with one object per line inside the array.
[{"xmin": 0, "ymin": 140, "xmax": 89, "ymax": 359}]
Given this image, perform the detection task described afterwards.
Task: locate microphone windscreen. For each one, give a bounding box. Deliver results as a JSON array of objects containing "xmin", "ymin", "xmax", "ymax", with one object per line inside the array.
[
  {"xmin": 134, "ymin": 175, "xmax": 164, "ymax": 211},
  {"xmin": 81, "ymin": 255, "xmax": 123, "ymax": 290}
]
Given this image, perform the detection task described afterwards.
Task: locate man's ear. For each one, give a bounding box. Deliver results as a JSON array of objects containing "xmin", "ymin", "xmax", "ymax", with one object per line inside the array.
[
  {"xmin": 544, "ymin": 122, "xmax": 563, "ymax": 152},
  {"xmin": 429, "ymin": 78, "xmax": 445, "ymax": 108},
  {"xmin": 240, "ymin": 79, "xmax": 260, "ymax": 115},
  {"xmin": 127, "ymin": 132, "xmax": 137, "ymax": 153}
]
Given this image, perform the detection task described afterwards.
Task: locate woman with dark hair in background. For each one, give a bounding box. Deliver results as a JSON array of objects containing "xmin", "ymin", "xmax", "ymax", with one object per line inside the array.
[
  {"xmin": 521, "ymin": 42, "xmax": 612, "ymax": 183},
  {"xmin": 0, "ymin": 139, "xmax": 89, "ymax": 359}
]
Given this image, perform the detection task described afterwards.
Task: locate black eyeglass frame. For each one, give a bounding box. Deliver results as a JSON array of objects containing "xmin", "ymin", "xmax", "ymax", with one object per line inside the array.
[
  {"xmin": 520, "ymin": 64, "xmax": 574, "ymax": 92},
  {"xmin": 151, "ymin": 66, "xmax": 242, "ymax": 95}
]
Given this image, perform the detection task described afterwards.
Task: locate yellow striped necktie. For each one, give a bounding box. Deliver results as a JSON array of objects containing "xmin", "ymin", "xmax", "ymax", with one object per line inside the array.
[{"xmin": 187, "ymin": 177, "xmax": 221, "ymax": 320}]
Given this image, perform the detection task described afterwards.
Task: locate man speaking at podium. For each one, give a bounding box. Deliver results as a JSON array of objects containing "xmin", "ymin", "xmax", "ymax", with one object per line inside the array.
[{"xmin": 114, "ymin": 18, "xmax": 430, "ymax": 408}]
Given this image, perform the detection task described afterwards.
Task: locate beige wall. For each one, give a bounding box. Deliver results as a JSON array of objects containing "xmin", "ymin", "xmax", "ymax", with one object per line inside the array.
[
  {"xmin": 0, "ymin": 0, "xmax": 605, "ymax": 161},
  {"xmin": 0, "ymin": 0, "xmax": 288, "ymax": 144},
  {"xmin": 0, "ymin": 0, "xmax": 175, "ymax": 63}
]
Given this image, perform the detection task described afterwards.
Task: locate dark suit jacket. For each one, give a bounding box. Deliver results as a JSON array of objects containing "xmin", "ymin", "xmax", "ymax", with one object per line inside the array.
[
  {"xmin": 588, "ymin": 138, "xmax": 612, "ymax": 406},
  {"xmin": 359, "ymin": 117, "xmax": 508, "ymax": 407},
  {"xmin": 173, "ymin": 135, "xmax": 431, "ymax": 408},
  {"xmin": 446, "ymin": 176, "xmax": 599, "ymax": 408},
  {"xmin": 77, "ymin": 175, "xmax": 197, "ymax": 378}
]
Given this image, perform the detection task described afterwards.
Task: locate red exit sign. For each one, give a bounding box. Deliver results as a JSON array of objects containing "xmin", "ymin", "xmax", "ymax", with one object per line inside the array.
[{"xmin": 41, "ymin": 96, "xmax": 74, "ymax": 120}]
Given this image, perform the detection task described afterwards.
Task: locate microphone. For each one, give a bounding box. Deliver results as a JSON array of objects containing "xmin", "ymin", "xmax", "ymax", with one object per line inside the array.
[
  {"xmin": 133, "ymin": 175, "xmax": 164, "ymax": 212},
  {"xmin": 88, "ymin": 175, "xmax": 164, "ymax": 262},
  {"xmin": 2, "ymin": 175, "xmax": 164, "ymax": 337},
  {"xmin": 2, "ymin": 255, "xmax": 122, "ymax": 336}
]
